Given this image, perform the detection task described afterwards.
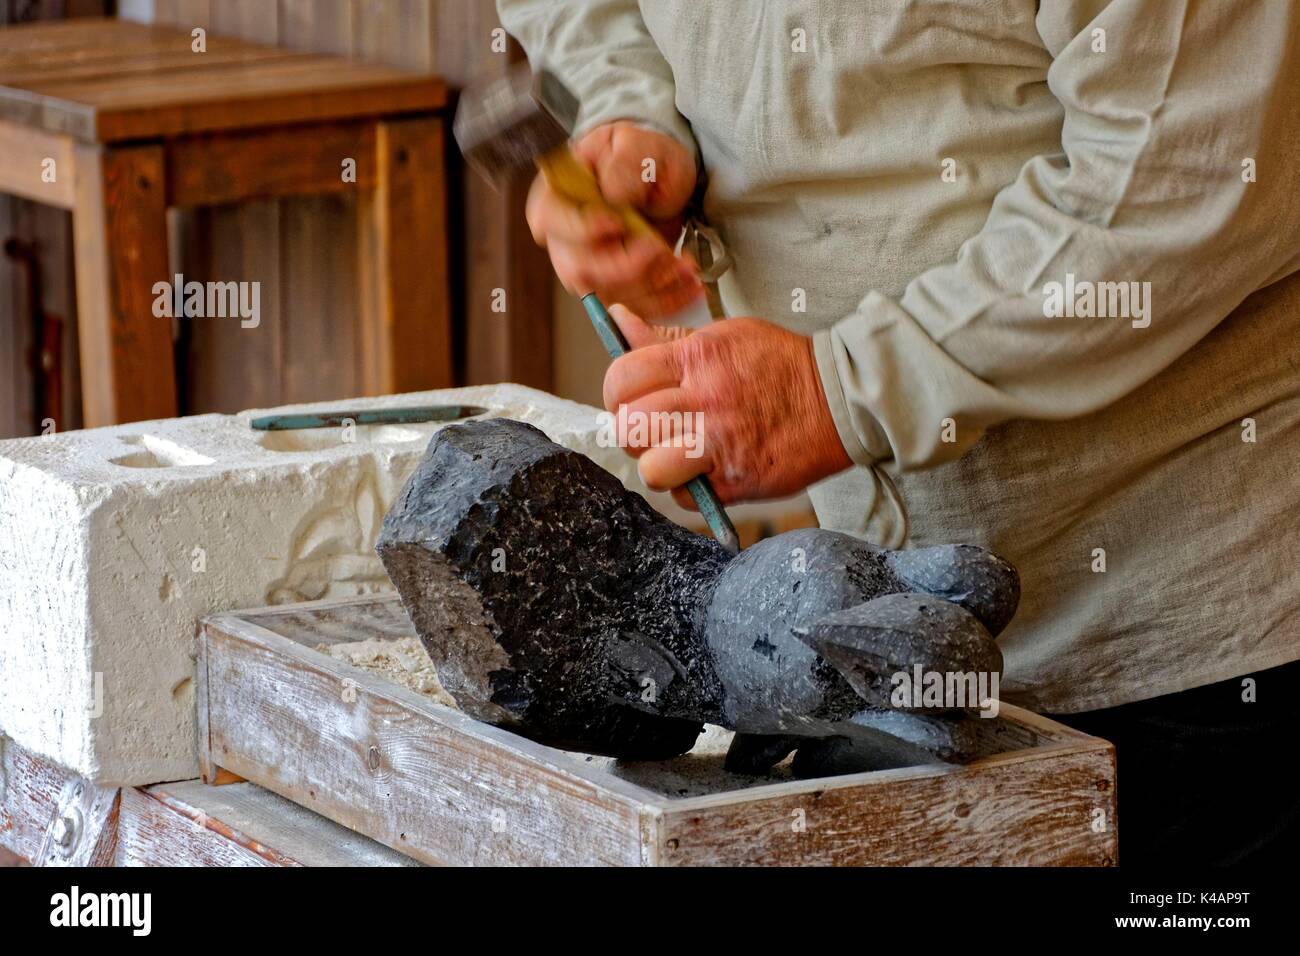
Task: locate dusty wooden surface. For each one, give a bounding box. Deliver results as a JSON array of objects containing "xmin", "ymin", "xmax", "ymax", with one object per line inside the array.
[
  {"xmin": 203, "ymin": 610, "xmax": 653, "ymax": 866},
  {"xmin": 654, "ymin": 733, "xmax": 1114, "ymax": 866},
  {"xmin": 1, "ymin": 734, "xmax": 417, "ymax": 867},
  {"xmin": 0, "ymin": 734, "xmax": 120, "ymax": 866},
  {"xmin": 200, "ymin": 594, "xmax": 1119, "ymax": 867},
  {"xmin": 119, "ymin": 780, "xmax": 418, "ymax": 866}
]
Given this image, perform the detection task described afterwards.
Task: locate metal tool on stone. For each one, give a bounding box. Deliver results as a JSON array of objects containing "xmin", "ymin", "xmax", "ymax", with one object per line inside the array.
[
  {"xmin": 250, "ymin": 405, "xmax": 487, "ymax": 431},
  {"xmin": 455, "ymin": 66, "xmax": 740, "ymax": 553},
  {"xmin": 579, "ymin": 292, "xmax": 739, "ymax": 553}
]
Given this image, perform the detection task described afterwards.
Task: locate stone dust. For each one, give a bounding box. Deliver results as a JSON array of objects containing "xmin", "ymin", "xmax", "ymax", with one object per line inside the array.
[{"xmin": 315, "ymin": 636, "xmax": 458, "ymax": 709}]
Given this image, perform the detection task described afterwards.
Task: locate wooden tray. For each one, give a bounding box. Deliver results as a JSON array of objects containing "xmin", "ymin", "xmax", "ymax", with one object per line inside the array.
[{"xmin": 198, "ymin": 596, "xmax": 1117, "ymax": 866}]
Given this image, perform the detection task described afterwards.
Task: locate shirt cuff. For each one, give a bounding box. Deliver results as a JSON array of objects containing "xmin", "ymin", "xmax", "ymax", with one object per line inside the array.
[
  {"xmin": 812, "ymin": 328, "xmax": 891, "ymax": 467},
  {"xmin": 573, "ymin": 105, "xmax": 700, "ymax": 165}
]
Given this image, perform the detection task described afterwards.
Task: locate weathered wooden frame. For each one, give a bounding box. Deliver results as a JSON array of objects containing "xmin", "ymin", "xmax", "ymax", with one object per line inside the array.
[
  {"xmin": 0, "ymin": 734, "xmax": 415, "ymax": 867},
  {"xmin": 199, "ymin": 595, "xmax": 1119, "ymax": 867}
]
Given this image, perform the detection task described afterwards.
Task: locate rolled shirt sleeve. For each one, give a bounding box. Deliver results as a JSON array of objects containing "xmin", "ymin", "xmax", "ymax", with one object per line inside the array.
[
  {"xmin": 496, "ymin": 0, "xmax": 699, "ymax": 158},
  {"xmin": 815, "ymin": 0, "xmax": 1300, "ymax": 470}
]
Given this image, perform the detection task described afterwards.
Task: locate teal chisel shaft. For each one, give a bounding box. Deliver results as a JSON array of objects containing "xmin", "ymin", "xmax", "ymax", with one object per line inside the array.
[{"xmin": 581, "ymin": 293, "xmax": 741, "ymax": 555}]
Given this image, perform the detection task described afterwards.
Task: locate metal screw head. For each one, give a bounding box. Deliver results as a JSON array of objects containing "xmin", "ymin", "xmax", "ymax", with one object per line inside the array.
[
  {"xmin": 54, "ymin": 816, "xmax": 76, "ymax": 847},
  {"xmin": 42, "ymin": 783, "xmax": 89, "ymax": 863}
]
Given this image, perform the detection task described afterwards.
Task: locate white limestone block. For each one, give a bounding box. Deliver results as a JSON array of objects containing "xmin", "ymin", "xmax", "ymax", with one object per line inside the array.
[{"xmin": 0, "ymin": 385, "xmax": 647, "ymax": 786}]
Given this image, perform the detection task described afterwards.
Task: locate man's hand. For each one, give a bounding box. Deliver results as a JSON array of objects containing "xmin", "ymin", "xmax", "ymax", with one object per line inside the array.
[
  {"xmin": 604, "ymin": 306, "xmax": 853, "ymax": 507},
  {"xmin": 527, "ymin": 121, "xmax": 703, "ymax": 319}
]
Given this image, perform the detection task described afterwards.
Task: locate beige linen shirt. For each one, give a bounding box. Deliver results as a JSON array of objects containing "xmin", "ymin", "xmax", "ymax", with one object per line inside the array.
[{"xmin": 498, "ymin": 0, "xmax": 1300, "ymax": 712}]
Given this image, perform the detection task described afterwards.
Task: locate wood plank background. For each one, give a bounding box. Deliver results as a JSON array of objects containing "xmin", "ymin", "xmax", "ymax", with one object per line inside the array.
[
  {"xmin": 0, "ymin": 0, "xmax": 106, "ymax": 440},
  {"xmin": 0, "ymin": 0, "xmax": 553, "ymax": 436},
  {"xmin": 142, "ymin": 0, "xmax": 551, "ymax": 416}
]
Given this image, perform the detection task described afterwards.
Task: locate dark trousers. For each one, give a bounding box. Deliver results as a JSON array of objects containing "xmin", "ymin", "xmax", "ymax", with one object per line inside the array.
[{"xmin": 1050, "ymin": 657, "xmax": 1300, "ymax": 867}]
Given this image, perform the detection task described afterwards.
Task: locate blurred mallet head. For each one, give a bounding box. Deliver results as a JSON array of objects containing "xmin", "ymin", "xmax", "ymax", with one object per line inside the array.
[{"xmin": 454, "ymin": 66, "xmax": 580, "ymax": 187}]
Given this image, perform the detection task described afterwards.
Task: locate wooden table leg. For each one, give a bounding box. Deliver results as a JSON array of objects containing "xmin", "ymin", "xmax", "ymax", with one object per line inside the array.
[
  {"xmin": 357, "ymin": 115, "xmax": 453, "ymax": 396},
  {"xmin": 72, "ymin": 142, "xmax": 177, "ymax": 427}
]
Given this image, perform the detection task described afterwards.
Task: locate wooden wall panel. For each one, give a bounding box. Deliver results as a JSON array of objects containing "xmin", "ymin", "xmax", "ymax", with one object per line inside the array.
[
  {"xmin": 175, "ymin": 0, "xmax": 288, "ymax": 413},
  {"xmin": 280, "ymin": 0, "xmax": 351, "ymax": 56},
  {"xmin": 426, "ymin": 0, "xmax": 554, "ymax": 391},
  {"xmin": 354, "ymin": 0, "xmax": 434, "ymax": 72},
  {"xmin": 277, "ymin": 0, "xmax": 361, "ymax": 407},
  {"xmin": 138, "ymin": 0, "xmax": 554, "ymax": 416}
]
